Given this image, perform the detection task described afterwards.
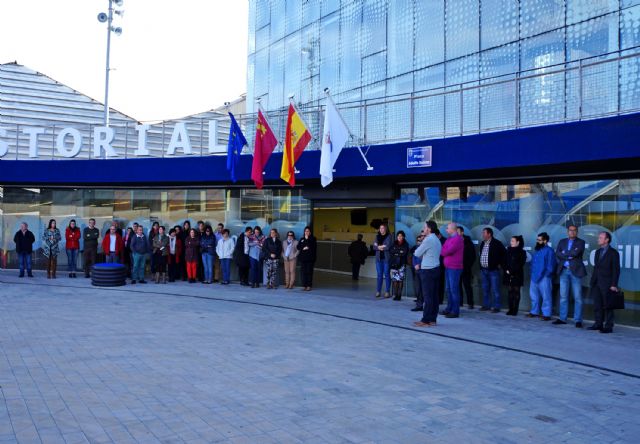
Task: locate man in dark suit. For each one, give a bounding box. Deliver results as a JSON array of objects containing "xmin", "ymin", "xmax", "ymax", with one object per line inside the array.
[
  {"xmin": 553, "ymin": 225, "xmax": 587, "ymax": 328},
  {"xmin": 348, "ymin": 234, "xmax": 369, "ymax": 280},
  {"xmin": 588, "ymin": 231, "xmax": 620, "ymax": 334}
]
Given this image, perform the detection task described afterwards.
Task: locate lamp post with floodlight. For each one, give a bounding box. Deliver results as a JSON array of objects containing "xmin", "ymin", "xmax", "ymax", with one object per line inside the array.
[{"xmin": 97, "ymin": 0, "xmax": 124, "ymax": 127}]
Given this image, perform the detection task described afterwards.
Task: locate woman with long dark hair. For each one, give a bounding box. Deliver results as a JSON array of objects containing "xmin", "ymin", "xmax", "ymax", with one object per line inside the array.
[
  {"xmin": 65, "ymin": 219, "xmax": 81, "ymax": 278},
  {"xmin": 389, "ymin": 230, "xmax": 410, "ymax": 301},
  {"xmin": 184, "ymin": 228, "xmax": 200, "ymax": 283},
  {"xmin": 43, "ymin": 219, "xmax": 61, "ymax": 279},
  {"xmin": 297, "ymin": 226, "xmax": 317, "ymax": 291},
  {"xmin": 264, "ymin": 228, "xmax": 282, "ymax": 289},
  {"xmin": 503, "ymin": 235, "xmax": 527, "ymax": 316}
]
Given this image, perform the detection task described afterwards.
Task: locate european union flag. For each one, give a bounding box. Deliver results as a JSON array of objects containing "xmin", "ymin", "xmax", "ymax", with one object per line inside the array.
[{"xmin": 227, "ymin": 112, "xmax": 247, "ymax": 183}]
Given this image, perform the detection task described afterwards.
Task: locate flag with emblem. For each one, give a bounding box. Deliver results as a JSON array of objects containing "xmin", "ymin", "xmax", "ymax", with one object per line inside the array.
[
  {"xmin": 251, "ymin": 109, "xmax": 278, "ymax": 189},
  {"xmin": 319, "ymin": 97, "xmax": 350, "ymax": 187},
  {"xmin": 280, "ymin": 103, "xmax": 312, "ymax": 187},
  {"xmin": 226, "ymin": 112, "xmax": 247, "ymax": 183}
]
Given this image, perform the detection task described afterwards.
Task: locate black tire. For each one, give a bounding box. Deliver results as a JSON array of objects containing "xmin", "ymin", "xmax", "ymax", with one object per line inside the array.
[{"xmin": 91, "ymin": 264, "xmax": 127, "ymax": 287}]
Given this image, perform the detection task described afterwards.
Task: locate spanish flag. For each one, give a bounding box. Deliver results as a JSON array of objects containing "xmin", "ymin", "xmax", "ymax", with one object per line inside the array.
[{"xmin": 280, "ymin": 103, "xmax": 312, "ymax": 186}]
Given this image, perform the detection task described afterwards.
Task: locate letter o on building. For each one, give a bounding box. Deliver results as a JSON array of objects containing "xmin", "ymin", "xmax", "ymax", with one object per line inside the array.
[{"xmin": 56, "ymin": 127, "xmax": 82, "ymax": 158}]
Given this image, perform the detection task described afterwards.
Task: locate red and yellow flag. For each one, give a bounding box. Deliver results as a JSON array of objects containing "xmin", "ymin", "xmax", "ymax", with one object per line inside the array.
[{"xmin": 280, "ymin": 103, "xmax": 312, "ymax": 186}]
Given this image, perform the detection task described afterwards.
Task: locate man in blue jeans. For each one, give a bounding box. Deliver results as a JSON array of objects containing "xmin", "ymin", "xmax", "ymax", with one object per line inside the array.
[
  {"xmin": 413, "ymin": 220, "xmax": 442, "ymax": 328},
  {"xmin": 478, "ymin": 227, "xmax": 505, "ymax": 313},
  {"xmin": 14, "ymin": 222, "xmax": 36, "ymax": 278},
  {"xmin": 553, "ymin": 225, "xmax": 587, "ymax": 328},
  {"xmin": 528, "ymin": 232, "xmax": 556, "ymax": 321}
]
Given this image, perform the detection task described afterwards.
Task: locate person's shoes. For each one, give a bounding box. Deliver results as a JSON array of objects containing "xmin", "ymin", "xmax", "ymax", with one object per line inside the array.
[
  {"xmin": 375, "ymin": 292, "xmax": 381, "ymax": 298},
  {"xmin": 541, "ymin": 316, "xmax": 551, "ymax": 321},
  {"xmin": 575, "ymin": 322, "xmax": 583, "ymax": 328},
  {"xmin": 85, "ymin": 275, "xmax": 90, "ymax": 278},
  {"xmin": 130, "ymin": 280, "xmax": 136, "ymax": 284},
  {"xmin": 587, "ymin": 324, "xmax": 603, "ymax": 331},
  {"xmin": 411, "ymin": 307, "xmax": 422, "ymax": 312},
  {"xmin": 213, "ymin": 279, "xmax": 219, "ymax": 283},
  {"xmin": 526, "ymin": 313, "xmax": 538, "ymax": 318},
  {"xmin": 393, "ymin": 296, "xmax": 401, "ymax": 301},
  {"xmin": 445, "ymin": 313, "xmax": 459, "ymax": 318},
  {"xmin": 384, "ymin": 292, "xmax": 391, "ymax": 298},
  {"xmin": 19, "ymin": 273, "xmax": 24, "ymax": 278},
  {"xmin": 139, "ymin": 280, "xmax": 147, "ymax": 284},
  {"xmin": 552, "ymin": 319, "xmax": 567, "ymax": 325},
  {"xmin": 490, "ymin": 308, "xmax": 500, "ymax": 313},
  {"xmin": 468, "ymin": 305, "xmax": 475, "ymax": 309},
  {"xmin": 69, "ymin": 273, "xmax": 73, "ymax": 278},
  {"xmin": 479, "ymin": 307, "xmax": 490, "ymax": 311},
  {"xmin": 27, "ymin": 273, "xmax": 34, "ymax": 278},
  {"xmin": 413, "ymin": 321, "xmax": 433, "ymax": 328},
  {"xmin": 599, "ymin": 328, "xmax": 613, "ymax": 334},
  {"xmin": 439, "ymin": 310, "xmax": 450, "ymax": 315},
  {"xmin": 72, "ymin": 273, "xmax": 77, "ymax": 278}
]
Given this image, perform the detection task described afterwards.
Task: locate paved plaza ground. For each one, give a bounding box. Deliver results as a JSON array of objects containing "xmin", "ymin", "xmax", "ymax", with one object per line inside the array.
[{"xmin": 0, "ymin": 270, "xmax": 639, "ymax": 443}]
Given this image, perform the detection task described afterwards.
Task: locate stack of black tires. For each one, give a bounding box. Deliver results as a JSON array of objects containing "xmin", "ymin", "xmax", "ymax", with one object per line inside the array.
[{"xmin": 91, "ymin": 263, "xmax": 127, "ymax": 287}]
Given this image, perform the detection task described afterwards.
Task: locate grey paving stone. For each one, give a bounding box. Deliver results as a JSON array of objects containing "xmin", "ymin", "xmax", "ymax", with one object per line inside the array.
[{"xmin": 0, "ymin": 271, "xmax": 638, "ymax": 443}]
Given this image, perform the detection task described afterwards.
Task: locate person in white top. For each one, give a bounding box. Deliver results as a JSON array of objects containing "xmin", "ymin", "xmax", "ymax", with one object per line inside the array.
[{"xmin": 215, "ymin": 229, "xmax": 235, "ymax": 285}]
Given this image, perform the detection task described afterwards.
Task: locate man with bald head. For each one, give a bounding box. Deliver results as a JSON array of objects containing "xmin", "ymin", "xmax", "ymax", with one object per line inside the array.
[
  {"xmin": 14, "ymin": 222, "xmax": 36, "ymax": 278},
  {"xmin": 440, "ymin": 222, "xmax": 464, "ymax": 318}
]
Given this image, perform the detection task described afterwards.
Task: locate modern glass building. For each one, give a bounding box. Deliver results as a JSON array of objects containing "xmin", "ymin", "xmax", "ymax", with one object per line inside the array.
[{"xmin": 1, "ymin": 2, "xmax": 639, "ymax": 324}]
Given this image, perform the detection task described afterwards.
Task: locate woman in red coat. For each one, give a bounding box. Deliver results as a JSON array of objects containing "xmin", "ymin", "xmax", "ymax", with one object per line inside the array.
[
  {"xmin": 184, "ymin": 228, "xmax": 200, "ymax": 283},
  {"xmin": 65, "ymin": 219, "xmax": 81, "ymax": 278}
]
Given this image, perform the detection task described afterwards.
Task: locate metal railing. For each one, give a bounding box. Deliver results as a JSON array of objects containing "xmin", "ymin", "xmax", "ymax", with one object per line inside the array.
[{"xmin": 1, "ymin": 49, "xmax": 639, "ymax": 160}]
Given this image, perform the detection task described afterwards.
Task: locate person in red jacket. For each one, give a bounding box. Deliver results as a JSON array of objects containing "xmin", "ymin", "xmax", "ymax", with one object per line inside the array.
[
  {"xmin": 102, "ymin": 223, "xmax": 125, "ymax": 263},
  {"xmin": 65, "ymin": 219, "xmax": 81, "ymax": 278},
  {"xmin": 167, "ymin": 227, "xmax": 183, "ymax": 282}
]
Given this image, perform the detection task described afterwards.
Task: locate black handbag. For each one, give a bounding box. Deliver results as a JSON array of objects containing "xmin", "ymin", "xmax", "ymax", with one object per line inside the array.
[{"xmin": 605, "ymin": 290, "xmax": 625, "ymax": 310}]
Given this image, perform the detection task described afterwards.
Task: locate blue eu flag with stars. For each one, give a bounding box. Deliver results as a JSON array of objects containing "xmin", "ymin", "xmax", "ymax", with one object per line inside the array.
[{"xmin": 227, "ymin": 112, "xmax": 247, "ymax": 183}]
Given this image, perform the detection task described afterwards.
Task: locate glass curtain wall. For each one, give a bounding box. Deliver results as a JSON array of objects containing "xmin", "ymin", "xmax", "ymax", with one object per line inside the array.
[
  {"xmin": 396, "ymin": 179, "xmax": 640, "ymax": 325},
  {"xmin": 0, "ymin": 187, "xmax": 311, "ymax": 269},
  {"xmin": 247, "ymin": 0, "xmax": 640, "ymax": 139}
]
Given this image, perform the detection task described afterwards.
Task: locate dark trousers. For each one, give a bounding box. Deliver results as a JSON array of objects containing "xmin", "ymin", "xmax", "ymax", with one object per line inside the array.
[
  {"xmin": 591, "ymin": 286, "xmax": 615, "ymax": 329},
  {"xmin": 459, "ymin": 269, "xmax": 473, "ymax": 307},
  {"xmin": 438, "ymin": 267, "xmax": 445, "ymax": 304},
  {"xmin": 238, "ymin": 264, "xmax": 250, "ymax": 284},
  {"xmin": 83, "ymin": 247, "xmax": 97, "ymax": 277},
  {"xmin": 507, "ymin": 286, "xmax": 521, "ymax": 315},
  {"xmin": 197, "ymin": 257, "xmax": 204, "ymax": 282},
  {"xmin": 419, "ymin": 267, "xmax": 440, "ymax": 323},
  {"xmin": 150, "ymin": 253, "xmax": 157, "ymax": 274},
  {"xmin": 168, "ymin": 259, "xmax": 178, "ymax": 282},
  {"xmin": 351, "ymin": 263, "xmax": 361, "ymax": 280},
  {"xmin": 412, "ymin": 267, "xmax": 423, "ymax": 308},
  {"xmin": 301, "ymin": 261, "xmax": 314, "ymax": 288},
  {"xmin": 181, "ymin": 254, "xmax": 188, "ymax": 280}
]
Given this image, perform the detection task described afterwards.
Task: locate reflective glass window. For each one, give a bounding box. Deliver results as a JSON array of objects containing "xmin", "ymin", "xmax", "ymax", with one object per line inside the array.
[
  {"xmin": 481, "ymin": 0, "xmax": 519, "ymax": 50},
  {"xmin": 446, "ymin": 0, "xmax": 480, "ymax": 60},
  {"xmin": 415, "ymin": 1, "xmax": 445, "ymax": 68}
]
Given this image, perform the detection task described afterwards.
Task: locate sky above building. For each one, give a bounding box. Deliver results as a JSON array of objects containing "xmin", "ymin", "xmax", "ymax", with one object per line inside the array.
[{"xmin": 0, "ymin": 0, "xmax": 248, "ymax": 122}]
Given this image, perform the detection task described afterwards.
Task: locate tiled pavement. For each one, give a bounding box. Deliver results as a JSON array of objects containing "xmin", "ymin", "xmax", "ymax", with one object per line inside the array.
[{"xmin": 0, "ymin": 270, "xmax": 639, "ymax": 443}]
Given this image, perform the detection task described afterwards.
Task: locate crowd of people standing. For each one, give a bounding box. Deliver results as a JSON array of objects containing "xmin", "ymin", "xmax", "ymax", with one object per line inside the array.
[{"xmin": 12, "ymin": 218, "xmax": 623, "ymax": 333}]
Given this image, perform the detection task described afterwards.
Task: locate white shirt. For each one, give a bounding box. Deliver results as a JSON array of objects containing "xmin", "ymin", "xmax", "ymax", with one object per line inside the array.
[{"xmin": 109, "ymin": 234, "xmax": 116, "ymax": 252}]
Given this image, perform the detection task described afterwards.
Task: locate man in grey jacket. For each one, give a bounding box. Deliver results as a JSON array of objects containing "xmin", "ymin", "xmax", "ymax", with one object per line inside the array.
[{"xmin": 553, "ymin": 225, "xmax": 587, "ymax": 328}]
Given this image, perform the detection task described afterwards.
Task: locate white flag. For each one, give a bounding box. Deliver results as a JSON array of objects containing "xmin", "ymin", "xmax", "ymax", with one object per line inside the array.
[{"xmin": 319, "ymin": 98, "xmax": 350, "ymax": 187}]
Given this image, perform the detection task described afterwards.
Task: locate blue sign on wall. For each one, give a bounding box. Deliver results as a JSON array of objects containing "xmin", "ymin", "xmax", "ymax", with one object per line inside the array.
[{"xmin": 407, "ymin": 146, "xmax": 432, "ymax": 168}]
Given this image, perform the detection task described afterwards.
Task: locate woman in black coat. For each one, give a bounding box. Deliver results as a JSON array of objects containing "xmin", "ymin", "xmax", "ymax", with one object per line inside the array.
[
  {"xmin": 503, "ymin": 235, "xmax": 527, "ymax": 316},
  {"xmin": 297, "ymin": 226, "xmax": 317, "ymax": 291},
  {"xmin": 264, "ymin": 228, "xmax": 283, "ymax": 289}
]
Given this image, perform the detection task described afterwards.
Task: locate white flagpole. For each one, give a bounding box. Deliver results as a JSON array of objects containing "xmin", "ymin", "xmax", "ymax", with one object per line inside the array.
[{"xmin": 324, "ymin": 89, "xmax": 373, "ymax": 171}]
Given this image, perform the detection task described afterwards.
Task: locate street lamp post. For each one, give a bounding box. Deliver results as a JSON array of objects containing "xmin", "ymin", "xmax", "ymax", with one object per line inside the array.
[{"xmin": 98, "ymin": 0, "xmax": 124, "ymax": 127}]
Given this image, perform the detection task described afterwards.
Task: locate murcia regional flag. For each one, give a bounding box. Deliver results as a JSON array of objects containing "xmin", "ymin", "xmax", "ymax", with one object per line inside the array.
[
  {"xmin": 280, "ymin": 103, "xmax": 312, "ymax": 187},
  {"xmin": 319, "ymin": 99, "xmax": 349, "ymax": 187}
]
